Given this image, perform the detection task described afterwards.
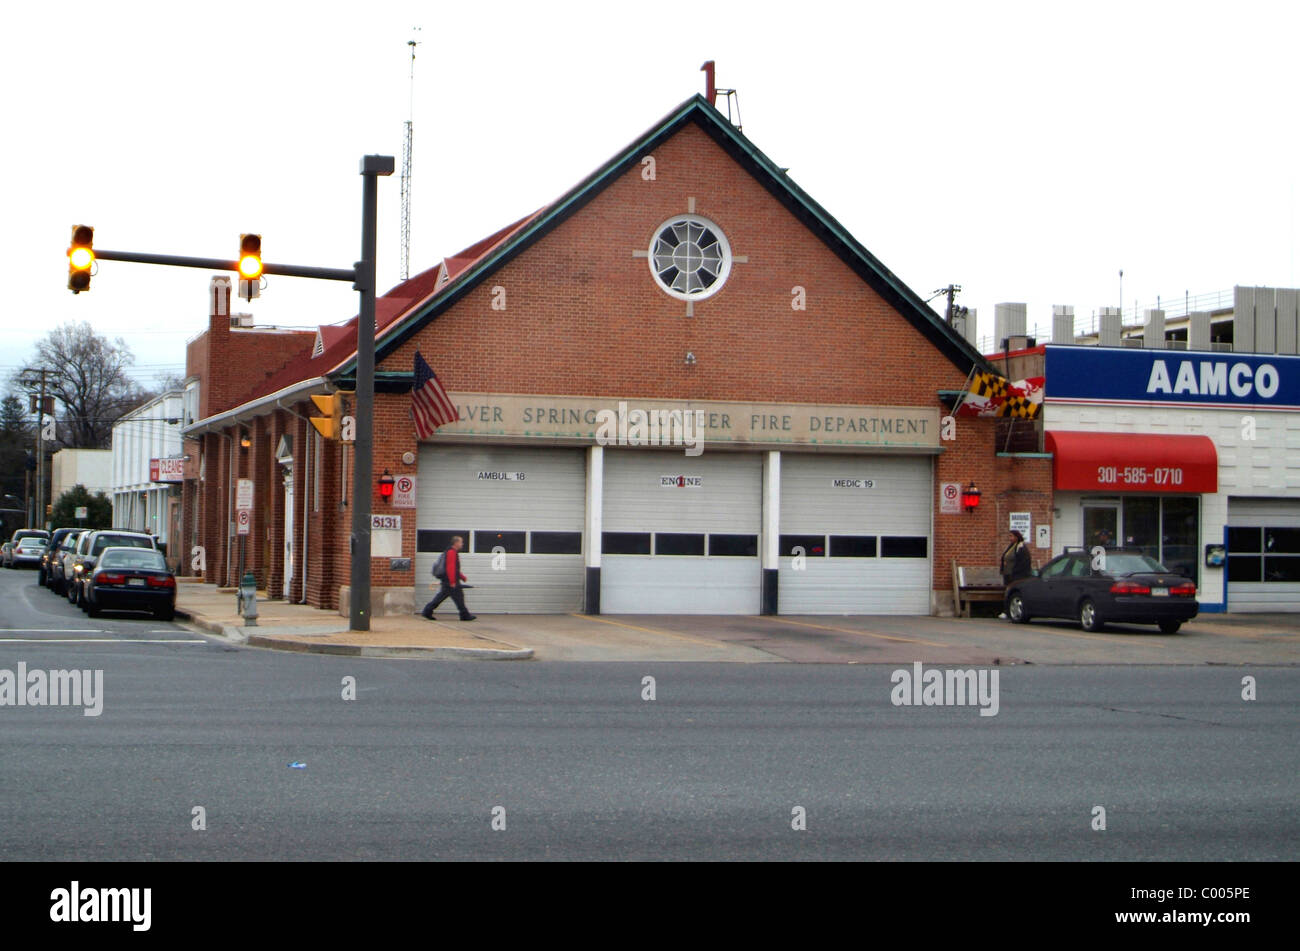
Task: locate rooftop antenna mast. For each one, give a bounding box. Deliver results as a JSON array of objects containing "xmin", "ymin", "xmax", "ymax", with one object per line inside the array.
[{"xmin": 400, "ymin": 29, "xmax": 420, "ymax": 281}]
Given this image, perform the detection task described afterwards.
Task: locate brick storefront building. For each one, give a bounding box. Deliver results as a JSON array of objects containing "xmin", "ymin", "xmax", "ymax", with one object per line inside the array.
[{"xmin": 184, "ymin": 95, "xmax": 1051, "ymax": 615}]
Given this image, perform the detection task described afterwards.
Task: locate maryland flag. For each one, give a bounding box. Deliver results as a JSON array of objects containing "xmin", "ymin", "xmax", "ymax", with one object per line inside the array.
[{"xmin": 956, "ymin": 371, "xmax": 1043, "ymax": 419}]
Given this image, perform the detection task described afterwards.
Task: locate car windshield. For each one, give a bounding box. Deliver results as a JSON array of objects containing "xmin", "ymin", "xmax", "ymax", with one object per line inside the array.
[
  {"xmin": 100, "ymin": 549, "xmax": 167, "ymax": 571},
  {"xmin": 92, "ymin": 535, "xmax": 153, "ymax": 554},
  {"xmin": 1106, "ymin": 553, "xmax": 1169, "ymax": 575}
]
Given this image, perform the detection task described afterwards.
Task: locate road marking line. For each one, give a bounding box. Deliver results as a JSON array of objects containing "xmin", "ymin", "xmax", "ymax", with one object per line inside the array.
[
  {"xmin": 0, "ymin": 639, "xmax": 206, "ymax": 646},
  {"xmin": 0, "ymin": 629, "xmax": 107, "ymax": 633},
  {"xmin": 759, "ymin": 615, "xmax": 948, "ymax": 647},
  {"xmin": 569, "ymin": 614, "xmax": 727, "ymax": 648}
]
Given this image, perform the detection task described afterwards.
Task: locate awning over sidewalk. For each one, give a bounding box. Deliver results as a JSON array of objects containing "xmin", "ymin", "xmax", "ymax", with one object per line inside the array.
[{"xmin": 1046, "ymin": 431, "xmax": 1218, "ymax": 493}]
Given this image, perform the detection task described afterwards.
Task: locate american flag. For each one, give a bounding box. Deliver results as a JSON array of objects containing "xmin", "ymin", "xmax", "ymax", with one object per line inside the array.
[{"xmin": 411, "ymin": 351, "xmax": 459, "ymax": 439}]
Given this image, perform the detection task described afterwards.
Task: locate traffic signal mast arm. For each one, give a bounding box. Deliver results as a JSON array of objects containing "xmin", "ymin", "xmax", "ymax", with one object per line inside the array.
[{"xmin": 90, "ymin": 248, "xmax": 357, "ymax": 284}]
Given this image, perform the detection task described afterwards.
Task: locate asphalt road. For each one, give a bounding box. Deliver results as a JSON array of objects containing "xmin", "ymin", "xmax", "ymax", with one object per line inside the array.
[{"xmin": 1, "ymin": 566, "xmax": 1296, "ymax": 861}]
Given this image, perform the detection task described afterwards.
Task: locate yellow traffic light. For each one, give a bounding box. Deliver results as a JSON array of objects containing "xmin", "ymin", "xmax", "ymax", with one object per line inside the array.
[
  {"xmin": 310, "ymin": 392, "xmax": 344, "ymax": 440},
  {"xmin": 67, "ymin": 224, "xmax": 94, "ymax": 293},
  {"xmin": 238, "ymin": 233, "xmax": 263, "ymax": 279}
]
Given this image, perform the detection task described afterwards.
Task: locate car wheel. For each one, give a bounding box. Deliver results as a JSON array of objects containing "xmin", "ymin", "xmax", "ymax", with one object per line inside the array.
[
  {"xmin": 154, "ymin": 607, "xmax": 175, "ymax": 622},
  {"xmin": 1079, "ymin": 598, "xmax": 1105, "ymax": 632},
  {"xmin": 1006, "ymin": 592, "xmax": 1031, "ymax": 624},
  {"xmin": 86, "ymin": 601, "xmax": 101, "ymax": 618},
  {"xmin": 67, "ymin": 582, "xmax": 78, "ymax": 604},
  {"xmin": 51, "ymin": 577, "xmax": 63, "ymax": 595},
  {"xmin": 1158, "ymin": 619, "xmax": 1182, "ymax": 634}
]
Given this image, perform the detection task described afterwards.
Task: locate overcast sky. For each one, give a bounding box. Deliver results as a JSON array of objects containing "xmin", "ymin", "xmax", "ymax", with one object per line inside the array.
[{"xmin": 4, "ymin": 0, "xmax": 1297, "ymax": 394}]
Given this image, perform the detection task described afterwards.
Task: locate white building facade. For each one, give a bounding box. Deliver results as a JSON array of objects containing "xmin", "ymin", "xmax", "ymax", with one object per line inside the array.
[
  {"xmin": 111, "ymin": 391, "xmax": 185, "ymax": 550},
  {"xmin": 1044, "ymin": 345, "xmax": 1300, "ymax": 613}
]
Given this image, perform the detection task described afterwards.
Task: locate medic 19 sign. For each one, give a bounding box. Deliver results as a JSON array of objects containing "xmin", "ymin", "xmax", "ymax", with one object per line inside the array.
[{"xmin": 1044, "ymin": 345, "xmax": 1300, "ymax": 410}]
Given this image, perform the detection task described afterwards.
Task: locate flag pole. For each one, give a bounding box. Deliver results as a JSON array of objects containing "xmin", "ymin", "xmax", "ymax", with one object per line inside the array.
[{"xmin": 949, "ymin": 363, "xmax": 979, "ymax": 419}]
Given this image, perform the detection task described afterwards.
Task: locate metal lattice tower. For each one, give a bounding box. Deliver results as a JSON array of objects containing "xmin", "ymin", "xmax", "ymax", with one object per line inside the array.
[{"xmin": 400, "ymin": 34, "xmax": 418, "ymax": 281}]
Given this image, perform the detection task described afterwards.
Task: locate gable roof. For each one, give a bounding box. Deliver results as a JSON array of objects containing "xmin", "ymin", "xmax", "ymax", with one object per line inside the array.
[{"xmin": 332, "ymin": 94, "xmax": 991, "ymax": 380}]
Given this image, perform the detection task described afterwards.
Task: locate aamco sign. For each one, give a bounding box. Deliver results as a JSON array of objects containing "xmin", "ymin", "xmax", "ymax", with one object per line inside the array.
[{"xmin": 1045, "ymin": 345, "xmax": 1300, "ymax": 410}]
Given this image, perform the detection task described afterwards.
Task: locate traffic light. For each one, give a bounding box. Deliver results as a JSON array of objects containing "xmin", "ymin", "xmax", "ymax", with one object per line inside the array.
[
  {"xmin": 239, "ymin": 233, "xmax": 262, "ymax": 301},
  {"xmin": 310, "ymin": 392, "xmax": 344, "ymax": 440},
  {"xmin": 67, "ymin": 224, "xmax": 94, "ymax": 293},
  {"xmin": 238, "ymin": 233, "xmax": 263, "ymax": 280}
]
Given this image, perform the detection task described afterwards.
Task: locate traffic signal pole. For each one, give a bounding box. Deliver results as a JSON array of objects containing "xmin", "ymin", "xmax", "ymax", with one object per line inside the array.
[{"xmin": 71, "ymin": 154, "xmax": 394, "ymax": 631}]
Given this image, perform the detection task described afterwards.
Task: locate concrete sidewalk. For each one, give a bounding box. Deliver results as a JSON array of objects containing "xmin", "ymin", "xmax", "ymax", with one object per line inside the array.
[
  {"xmin": 175, "ymin": 580, "xmax": 533, "ymax": 660},
  {"xmin": 175, "ymin": 579, "xmax": 1300, "ymax": 665}
]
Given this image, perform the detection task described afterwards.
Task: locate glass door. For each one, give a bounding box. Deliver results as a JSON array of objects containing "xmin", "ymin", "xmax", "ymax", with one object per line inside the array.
[{"xmin": 1082, "ymin": 504, "xmax": 1119, "ymax": 551}]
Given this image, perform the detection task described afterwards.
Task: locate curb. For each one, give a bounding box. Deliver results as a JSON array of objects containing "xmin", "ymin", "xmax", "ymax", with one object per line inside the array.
[{"xmin": 244, "ymin": 634, "xmax": 533, "ymax": 660}]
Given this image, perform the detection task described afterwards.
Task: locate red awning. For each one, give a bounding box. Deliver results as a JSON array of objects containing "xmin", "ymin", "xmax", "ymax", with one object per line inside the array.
[{"xmin": 1046, "ymin": 431, "xmax": 1218, "ymax": 493}]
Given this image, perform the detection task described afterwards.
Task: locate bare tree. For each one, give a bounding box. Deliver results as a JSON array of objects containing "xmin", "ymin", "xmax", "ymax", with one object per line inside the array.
[{"xmin": 13, "ymin": 322, "xmax": 146, "ymax": 449}]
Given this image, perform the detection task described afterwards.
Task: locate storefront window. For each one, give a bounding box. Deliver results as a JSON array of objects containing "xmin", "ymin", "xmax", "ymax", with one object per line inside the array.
[{"xmin": 1081, "ymin": 496, "xmax": 1200, "ymax": 582}]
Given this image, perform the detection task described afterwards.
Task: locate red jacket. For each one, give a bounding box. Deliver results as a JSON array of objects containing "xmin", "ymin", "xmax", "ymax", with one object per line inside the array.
[{"xmin": 445, "ymin": 548, "xmax": 467, "ymax": 585}]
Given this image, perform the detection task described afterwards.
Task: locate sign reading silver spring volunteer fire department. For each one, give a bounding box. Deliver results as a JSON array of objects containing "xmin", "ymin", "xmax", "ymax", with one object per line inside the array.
[{"xmin": 428, "ymin": 394, "xmax": 939, "ymax": 451}]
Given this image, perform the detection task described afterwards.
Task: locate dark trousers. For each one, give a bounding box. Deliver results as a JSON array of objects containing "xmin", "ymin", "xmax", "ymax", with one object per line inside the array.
[{"xmin": 422, "ymin": 582, "xmax": 471, "ymax": 619}]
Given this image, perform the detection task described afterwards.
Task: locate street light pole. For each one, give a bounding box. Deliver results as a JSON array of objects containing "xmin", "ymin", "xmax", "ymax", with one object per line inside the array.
[{"xmin": 350, "ymin": 155, "xmax": 394, "ymax": 632}]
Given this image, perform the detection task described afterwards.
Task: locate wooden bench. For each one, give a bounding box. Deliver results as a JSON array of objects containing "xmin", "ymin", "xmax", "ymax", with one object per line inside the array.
[{"xmin": 952, "ymin": 560, "xmax": 1006, "ymax": 618}]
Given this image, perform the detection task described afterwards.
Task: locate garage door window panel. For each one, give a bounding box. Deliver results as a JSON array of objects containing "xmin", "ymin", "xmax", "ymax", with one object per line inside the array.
[
  {"xmin": 473, "ymin": 531, "xmax": 526, "ymax": 554},
  {"xmin": 418, "ymin": 529, "xmax": 469, "ymax": 553},
  {"xmin": 604, "ymin": 532, "xmax": 651, "ymax": 555},
  {"xmin": 829, "ymin": 535, "xmax": 877, "ymax": 558},
  {"xmin": 780, "ymin": 534, "xmax": 826, "ymax": 557},
  {"xmin": 708, "ymin": 534, "xmax": 757, "ymax": 557},
  {"xmin": 881, "ymin": 536, "xmax": 927, "ymax": 558},
  {"xmin": 530, "ymin": 531, "xmax": 582, "ymax": 555},
  {"xmin": 655, "ymin": 533, "xmax": 705, "ymax": 556}
]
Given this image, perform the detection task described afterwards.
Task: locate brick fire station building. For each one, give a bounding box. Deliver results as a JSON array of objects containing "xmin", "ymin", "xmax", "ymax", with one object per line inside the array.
[{"xmin": 183, "ymin": 95, "xmax": 1051, "ymax": 616}]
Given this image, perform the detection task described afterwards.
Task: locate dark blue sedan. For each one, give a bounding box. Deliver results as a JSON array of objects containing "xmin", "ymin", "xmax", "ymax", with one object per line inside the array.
[
  {"xmin": 1005, "ymin": 549, "xmax": 1198, "ymax": 634},
  {"xmin": 84, "ymin": 547, "xmax": 176, "ymax": 621}
]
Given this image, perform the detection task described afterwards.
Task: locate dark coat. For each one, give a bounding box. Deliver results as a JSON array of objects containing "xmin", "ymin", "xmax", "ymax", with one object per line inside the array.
[{"xmin": 1002, "ymin": 541, "xmax": 1032, "ymax": 583}]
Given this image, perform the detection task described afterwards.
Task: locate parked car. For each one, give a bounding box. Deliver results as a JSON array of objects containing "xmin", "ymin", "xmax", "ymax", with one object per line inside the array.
[
  {"xmin": 83, "ymin": 547, "xmax": 176, "ymax": 621},
  {"xmin": 5, "ymin": 529, "xmax": 49, "ymax": 567},
  {"xmin": 54, "ymin": 531, "xmax": 86, "ymax": 596},
  {"xmin": 10, "ymin": 537, "xmax": 47, "ymax": 569},
  {"xmin": 67, "ymin": 530, "xmax": 157, "ymax": 608},
  {"xmin": 1005, "ymin": 549, "xmax": 1198, "ymax": 634},
  {"xmin": 38, "ymin": 528, "xmax": 80, "ymax": 587}
]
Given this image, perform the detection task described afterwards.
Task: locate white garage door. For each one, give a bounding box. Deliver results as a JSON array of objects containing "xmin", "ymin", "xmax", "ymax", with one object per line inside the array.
[
  {"xmin": 1227, "ymin": 497, "xmax": 1300, "ymax": 613},
  {"xmin": 778, "ymin": 453, "xmax": 931, "ymax": 614},
  {"xmin": 601, "ymin": 450, "xmax": 761, "ymax": 614},
  {"xmin": 417, "ymin": 446, "xmax": 585, "ymax": 613}
]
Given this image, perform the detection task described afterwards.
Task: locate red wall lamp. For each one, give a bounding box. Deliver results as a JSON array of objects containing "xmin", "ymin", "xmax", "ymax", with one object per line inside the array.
[
  {"xmin": 378, "ymin": 470, "xmax": 395, "ymax": 501},
  {"xmin": 961, "ymin": 482, "xmax": 981, "ymax": 512}
]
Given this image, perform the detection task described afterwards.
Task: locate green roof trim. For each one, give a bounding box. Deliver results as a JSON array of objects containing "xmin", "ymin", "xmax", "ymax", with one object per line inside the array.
[{"xmin": 336, "ymin": 95, "xmax": 992, "ymax": 379}]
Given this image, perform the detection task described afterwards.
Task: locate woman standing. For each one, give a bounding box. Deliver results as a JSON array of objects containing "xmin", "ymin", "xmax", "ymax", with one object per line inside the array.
[{"xmin": 998, "ymin": 530, "xmax": 1032, "ymax": 619}]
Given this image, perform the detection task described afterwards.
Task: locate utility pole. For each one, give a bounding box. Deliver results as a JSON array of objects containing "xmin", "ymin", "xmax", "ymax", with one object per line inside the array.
[{"xmin": 21, "ymin": 367, "xmax": 53, "ymax": 529}]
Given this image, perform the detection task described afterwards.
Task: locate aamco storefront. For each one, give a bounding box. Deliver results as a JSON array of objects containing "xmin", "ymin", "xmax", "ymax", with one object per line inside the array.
[
  {"xmin": 416, "ymin": 394, "xmax": 939, "ymax": 616},
  {"xmin": 1044, "ymin": 345, "xmax": 1300, "ymax": 612}
]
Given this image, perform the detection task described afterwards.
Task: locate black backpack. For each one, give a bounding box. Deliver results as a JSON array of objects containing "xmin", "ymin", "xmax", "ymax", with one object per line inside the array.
[{"xmin": 432, "ymin": 550, "xmax": 448, "ymax": 581}]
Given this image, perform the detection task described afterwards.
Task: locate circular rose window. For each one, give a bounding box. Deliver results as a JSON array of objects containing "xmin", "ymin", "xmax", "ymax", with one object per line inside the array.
[{"xmin": 648, "ymin": 215, "xmax": 732, "ymax": 301}]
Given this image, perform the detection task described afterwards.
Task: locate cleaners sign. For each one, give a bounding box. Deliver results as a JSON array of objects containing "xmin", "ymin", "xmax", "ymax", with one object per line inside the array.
[{"xmin": 1044, "ymin": 345, "xmax": 1300, "ymax": 410}]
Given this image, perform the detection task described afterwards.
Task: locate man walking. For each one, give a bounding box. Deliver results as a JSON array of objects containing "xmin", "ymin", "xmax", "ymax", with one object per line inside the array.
[{"xmin": 422, "ymin": 535, "xmax": 476, "ymax": 621}]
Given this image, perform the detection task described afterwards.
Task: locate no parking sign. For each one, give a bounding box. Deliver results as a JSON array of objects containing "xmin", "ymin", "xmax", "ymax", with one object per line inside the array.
[
  {"xmin": 392, "ymin": 474, "xmax": 416, "ymax": 508},
  {"xmin": 940, "ymin": 482, "xmax": 961, "ymax": 514}
]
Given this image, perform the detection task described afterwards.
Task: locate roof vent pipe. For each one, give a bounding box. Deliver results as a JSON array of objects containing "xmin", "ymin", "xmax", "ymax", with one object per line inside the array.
[{"xmin": 701, "ymin": 60, "xmax": 716, "ymax": 104}]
